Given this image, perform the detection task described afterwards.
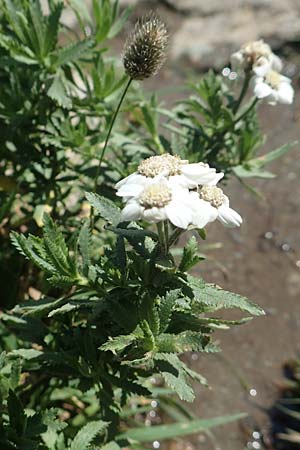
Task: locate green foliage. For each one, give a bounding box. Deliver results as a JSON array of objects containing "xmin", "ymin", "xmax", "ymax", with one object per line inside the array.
[{"xmin": 0, "ymin": 0, "xmax": 293, "ymax": 448}]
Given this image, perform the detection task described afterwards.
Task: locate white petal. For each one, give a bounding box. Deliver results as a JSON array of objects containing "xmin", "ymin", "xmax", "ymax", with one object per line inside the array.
[
  {"xmin": 115, "ymin": 172, "xmax": 140, "ymax": 189},
  {"xmin": 169, "ymin": 174, "xmax": 191, "ymax": 189},
  {"xmin": 253, "ymin": 80, "xmax": 273, "ymax": 99},
  {"xmin": 165, "ymin": 200, "xmax": 192, "ymax": 229},
  {"xmin": 276, "ymin": 82, "xmax": 294, "ymax": 104},
  {"xmin": 217, "ymin": 205, "xmax": 242, "ymax": 227},
  {"xmin": 121, "ymin": 201, "xmax": 142, "ymax": 222},
  {"xmin": 271, "ymin": 54, "xmax": 283, "ymax": 72},
  {"xmin": 181, "ymin": 164, "xmax": 223, "ymax": 186},
  {"xmin": 116, "ymin": 183, "xmax": 144, "ymax": 198},
  {"xmin": 191, "ymin": 199, "xmax": 218, "ymax": 229},
  {"xmin": 205, "ymin": 172, "xmax": 224, "ymax": 186},
  {"xmin": 253, "ymin": 57, "xmax": 272, "ymax": 77},
  {"xmin": 143, "ymin": 207, "xmax": 167, "ymax": 223}
]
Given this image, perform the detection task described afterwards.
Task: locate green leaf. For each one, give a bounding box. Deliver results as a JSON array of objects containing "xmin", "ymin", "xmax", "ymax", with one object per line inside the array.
[
  {"xmin": 70, "ymin": 420, "xmax": 109, "ymax": 450},
  {"xmin": 43, "ymin": 214, "xmax": 75, "ymax": 276},
  {"xmin": 154, "ymin": 353, "xmax": 194, "ymax": 402},
  {"xmin": 179, "ymin": 236, "xmax": 203, "ymax": 271},
  {"xmin": 250, "ymin": 141, "xmax": 297, "ymax": 168},
  {"xmin": 100, "ymin": 442, "xmax": 121, "ymax": 450},
  {"xmin": 119, "ymin": 413, "xmax": 247, "ymax": 442},
  {"xmin": 10, "ymin": 349, "xmax": 43, "ymax": 360},
  {"xmin": 44, "ymin": 2, "xmax": 63, "ymax": 55},
  {"xmin": 233, "ymin": 141, "xmax": 298, "ymax": 179},
  {"xmin": 100, "ymin": 333, "xmax": 138, "ymax": 354},
  {"xmin": 56, "ymin": 38, "xmax": 93, "ymax": 66},
  {"xmin": 187, "ymin": 276, "xmax": 265, "ymax": 316},
  {"xmin": 47, "ymin": 72, "xmax": 72, "ymax": 109},
  {"xmin": 156, "ymin": 331, "xmax": 211, "ymax": 353},
  {"xmin": 8, "ymin": 390, "xmax": 27, "ymax": 436},
  {"xmin": 85, "ymin": 192, "xmax": 121, "ymax": 226},
  {"xmin": 10, "ymin": 232, "xmax": 56, "ymax": 274},
  {"xmin": 159, "ymin": 290, "xmax": 181, "ymax": 333}
]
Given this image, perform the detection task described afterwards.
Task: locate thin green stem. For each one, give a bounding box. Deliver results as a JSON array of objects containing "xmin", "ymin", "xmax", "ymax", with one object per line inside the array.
[
  {"xmin": 233, "ymin": 71, "xmax": 251, "ymax": 114},
  {"xmin": 156, "ymin": 222, "xmax": 166, "ymax": 255},
  {"xmin": 163, "ymin": 220, "xmax": 169, "ymax": 254},
  {"xmin": 234, "ymin": 97, "xmax": 258, "ymax": 124},
  {"xmin": 168, "ymin": 227, "xmax": 183, "ymax": 248},
  {"xmin": 90, "ymin": 77, "xmax": 132, "ymax": 225}
]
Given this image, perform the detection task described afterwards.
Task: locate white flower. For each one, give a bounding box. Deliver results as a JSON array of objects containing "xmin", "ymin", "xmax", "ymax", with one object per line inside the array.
[
  {"xmin": 252, "ymin": 70, "xmax": 294, "ymax": 105},
  {"xmin": 116, "ymin": 154, "xmax": 223, "ymax": 195},
  {"xmin": 190, "ymin": 186, "xmax": 242, "ymax": 228},
  {"xmin": 119, "ymin": 179, "xmax": 195, "ymax": 229},
  {"xmin": 231, "ymin": 40, "xmax": 282, "ymax": 76}
]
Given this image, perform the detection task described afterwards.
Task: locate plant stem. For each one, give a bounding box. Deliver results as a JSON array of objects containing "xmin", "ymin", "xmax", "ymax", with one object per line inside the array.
[
  {"xmin": 234, "ymin": 97, "xmax": 258, "ymax": 124},
  {"xmin": 90, "ymin": 77, "xmax": 132, "ymax": 225},
  {"xmin": 156, "ymin": 222, "xmax": 166, "ymax": 255},
  {"xmin": 163, "ymin": 220, "xmax": 169, "ymax": 254},
  {"xmin": 168, "ymin": 227, "xmax": 183, "ymax": 248},
  {"xmin": 233, "ymin": 71, "xmax": 251, "ymax": 114}
]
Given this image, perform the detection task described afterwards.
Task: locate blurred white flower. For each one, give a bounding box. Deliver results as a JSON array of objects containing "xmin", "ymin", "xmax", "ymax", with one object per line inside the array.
[
  {"xmin": 231, "ymin": 40, "xmax": 282, "ymax": 76},
  {"xmin": 119, "ymin": 179, "xmax": 194, "ymax": 229},
  {"xmin": 190, "ymin": 186, "xmax": 242, "ymax": 228},
  {"xmin": 116, "ymin": 154, "xmax": 223, "ymax": 194},
  {"xmin": 252, "ymin": 70, "xmax": 294, "ymax": 105}
]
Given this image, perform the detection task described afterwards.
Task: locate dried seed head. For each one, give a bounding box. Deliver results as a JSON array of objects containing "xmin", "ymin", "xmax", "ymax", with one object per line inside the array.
[{"xmin": 123, "ymin": 14, "xmax": 168, "ymax": 80}]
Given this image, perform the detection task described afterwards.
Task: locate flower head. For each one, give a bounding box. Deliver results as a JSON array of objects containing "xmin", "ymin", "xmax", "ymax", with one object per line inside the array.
[
  {"xmin": 120, "ymin": 179, "xmax": 194, "ymax": 229},
  {"xmin": 123, "ymin": 14, "xmax": 168, "ymax": 80},
  {"xmin": 231, "ymin": 40, "xmax": 282, "ymax": 76},
  {"xmin": 252, "ymin": 70, "xmax": 294, "ymax": 105},
  {"xmin": 116, "ymin": 153, "xmax": 223, "ymax": 195},
  {"xmin": 190, "ymin": 186, "xmax": 242, "ymax": 228}
]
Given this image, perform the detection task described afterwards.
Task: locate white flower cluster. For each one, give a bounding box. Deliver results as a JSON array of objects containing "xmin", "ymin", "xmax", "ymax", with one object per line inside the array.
[
  {"xmin": 115, "ymin": 154, "xmax": 242, "ymax": 230},
  {"xmin": 231, "ymin": 39, "xmax": 294, "ymax": 105}
]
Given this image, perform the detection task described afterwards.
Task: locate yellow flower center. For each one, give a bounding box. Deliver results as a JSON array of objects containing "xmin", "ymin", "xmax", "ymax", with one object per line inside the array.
[
  {"xmin": 138, "ymin": 154, "xmax": 182, "ymax": 178},
  {"xmin": 265, "ymin": 70, "xmax": 281, "ymax": 89},
  {"xmin": 139, "ymin": 183, "xmax": 172, "ymax": 208},
  {"xmin": 200, "ymin": 186, "xmax": 225, "ymax": 208}
]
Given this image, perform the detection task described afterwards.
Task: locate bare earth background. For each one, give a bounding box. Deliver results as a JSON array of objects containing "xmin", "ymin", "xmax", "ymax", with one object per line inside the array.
[{"xmin": 66, "ymin": 1, "xmax": 300, "ymax": 448}]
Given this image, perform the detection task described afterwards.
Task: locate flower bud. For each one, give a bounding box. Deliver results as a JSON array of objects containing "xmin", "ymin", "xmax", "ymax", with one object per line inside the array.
[{"xmin": 123, "ymin": 14, "xmax": 168, "ymax": 81}]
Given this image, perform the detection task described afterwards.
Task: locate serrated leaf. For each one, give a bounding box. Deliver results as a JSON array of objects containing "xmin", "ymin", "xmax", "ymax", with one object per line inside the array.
[
  {"xmin": 187, "ymin": 275, "xmax": 265, "ymax": 316},
  {"xmin": 56, "ymin": 38, "xmax": 93, "ymax": 66},
  {"xmin": 154, "ymin": 353, "xmax": 194, "ymax": 402},
  {"xmin": 70, "ymin": 420, "xmax": 109, "ymax": 450},
  {"xmin": 159, "ymin": 290, "xmax": 180, "ymax": 333},
  {"xmin": 47, "ymin": 72, "xmax": 72, "ymax": 109},
  {"xmin": 119, "ymin": 413, "xmax": 247, "ymax": 442},
  {"xmin": 179, "ymin": 236, "xmax": 203, "ymax": 272},
  {"xmin": 156, "ymin": 331, "xmax": 210, "ymax": 353},
  {"xmin": 85, "ymin": 192, "xmax": 121, "ymax": 226},
  {"xmin": 10, "ymin": 232, "xmax": 56, "ymax": 274},
  {"xmin": 100, "ymin": 333, "xmax": 137, "ymax": 354}
]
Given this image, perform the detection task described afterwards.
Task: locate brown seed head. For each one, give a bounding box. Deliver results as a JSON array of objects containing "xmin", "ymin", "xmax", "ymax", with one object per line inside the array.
[{"xmin": 123, "ymin": 14, "xmax": 168, "ymax": 80}]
